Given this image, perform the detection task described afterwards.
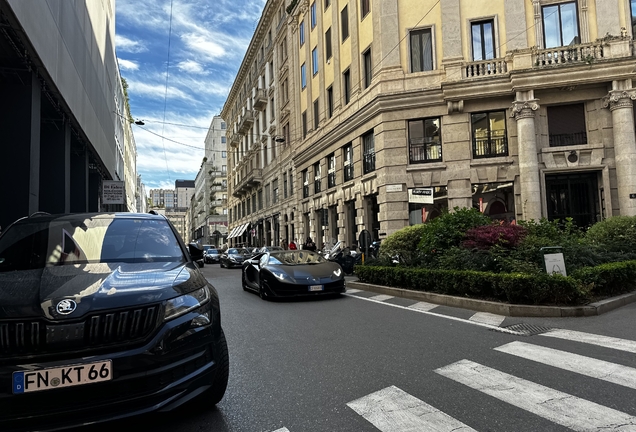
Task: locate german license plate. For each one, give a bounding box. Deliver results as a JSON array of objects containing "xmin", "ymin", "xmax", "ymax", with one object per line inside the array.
[
  {"xmin": 309, "ymin": 285, "xmax": 324, "ymax": 292},
  {"xmin": 12, "ymin": 360, "xmax": 112, "ymax": 394}
]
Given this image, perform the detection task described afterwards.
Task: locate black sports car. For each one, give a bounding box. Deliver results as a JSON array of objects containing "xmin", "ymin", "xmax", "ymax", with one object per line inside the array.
[
  {"xmin": 0, "ymin": 212, "xmax": 229, "ymax": 431},
  {"xmin": 220, "ymin": 248, "xmax": 250, "ymax": 268},
  {"xmin": 242, "ymin": 250, "xmax": 346, "ymax": 299}
]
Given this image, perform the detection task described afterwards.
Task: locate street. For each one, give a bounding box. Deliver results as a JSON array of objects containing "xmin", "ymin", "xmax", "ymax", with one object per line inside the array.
[{"xmin": 70, "ymin": 264, "xmax": 636, "ymax": 432}]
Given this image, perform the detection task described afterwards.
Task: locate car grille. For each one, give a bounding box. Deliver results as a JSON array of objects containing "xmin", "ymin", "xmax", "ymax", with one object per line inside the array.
[{"xmin": 0, "ymin": 304, "xmax": 162, "ymax": 358}]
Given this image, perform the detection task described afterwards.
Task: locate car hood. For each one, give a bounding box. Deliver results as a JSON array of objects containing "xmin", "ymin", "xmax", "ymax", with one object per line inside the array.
[
  {"xmin": 268, "ymin": 262, "xmax": 342, "ymax": 280},
  {"xmin": 0, "ymin": 262, "xmax": 207, "ymax": 320}
]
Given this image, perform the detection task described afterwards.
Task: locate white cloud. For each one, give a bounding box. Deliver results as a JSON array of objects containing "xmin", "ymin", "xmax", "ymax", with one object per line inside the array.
[
  {"xmin": 118, "ymin": 58, "xmax": 139, "ymax": 70},
  {"xmin": 177, "ymin": 60, "xmax": 206, "ymax": 74},
  {"xmin": 115, "ymin": 35, "xmax": 147, "ymax": 54},
  {"xmin": 181, "ymin": 33, "xmax": 226, "ymax": 61}
]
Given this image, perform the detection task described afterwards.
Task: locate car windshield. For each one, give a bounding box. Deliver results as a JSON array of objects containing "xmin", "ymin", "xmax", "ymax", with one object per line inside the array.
[
  {"xmin": 228, "ymin": 248, "xmax": 249, "ymax": 255},
  {"xmin": 267, "ymin": 251, "xmax": 327, "ymax": 265},
  {"xmin": 0, "ymin": 216, "xmax": 185, "ymax": 272},
  {"xmin": 209, "ymin": 249, "xmax": 218, "ymax": 254}
]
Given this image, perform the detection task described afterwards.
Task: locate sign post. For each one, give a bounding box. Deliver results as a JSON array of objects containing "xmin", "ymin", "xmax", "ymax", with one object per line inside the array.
[{"xmin": 540, "ymin": 246, "xmax": 567, "ymax": 276}]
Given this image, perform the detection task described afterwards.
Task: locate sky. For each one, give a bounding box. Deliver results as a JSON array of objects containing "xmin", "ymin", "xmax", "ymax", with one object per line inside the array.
[{"xmin": 115, "ymin": 0, "xmax": 267, "ymax": 191}]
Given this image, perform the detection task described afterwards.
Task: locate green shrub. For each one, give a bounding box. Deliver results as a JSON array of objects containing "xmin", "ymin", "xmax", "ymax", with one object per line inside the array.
[
  {"xmin": 377, "ymin": 223, "xmax": 428, "ymax": 266},
  {"xmin": 354, "ymin": 265, "xmax": 589, "ymax": 305},
  {"xmin": 571, "ymin": 260, "xmax": 636, "ymax": 296},
  {"xmin": 418, "ymin": 207, "xmax": 491, "ymax": 254},
  {"xmin": 585, "ymin": 216, "xmax": 636, "ymax": 252}
]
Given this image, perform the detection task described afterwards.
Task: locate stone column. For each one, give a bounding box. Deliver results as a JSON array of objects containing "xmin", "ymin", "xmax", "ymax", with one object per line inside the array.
[
  {"xmin": 602, "ymin": 85, "xmax": 636, "ymax": 216},
  {"xmin": 511, "ymin": 92, "xmax": 541, "ymax": 221}
]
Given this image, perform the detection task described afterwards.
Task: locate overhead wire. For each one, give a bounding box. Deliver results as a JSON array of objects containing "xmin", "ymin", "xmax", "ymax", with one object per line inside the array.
[{"xmin": 160, "ymin": 0, "xmax": 175, "ymax": 183}]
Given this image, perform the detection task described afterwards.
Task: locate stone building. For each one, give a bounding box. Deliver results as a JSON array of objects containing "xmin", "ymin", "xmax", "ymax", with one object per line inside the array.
[{"xmin": 221, "ymin": 0, "xmax": 636, "ymax": 250}]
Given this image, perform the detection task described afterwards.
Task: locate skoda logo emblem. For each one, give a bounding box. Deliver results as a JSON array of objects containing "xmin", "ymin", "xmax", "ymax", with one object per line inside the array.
[{"xmin": 56, "ymin": 299, "xmax": 77, "ymax": 315}]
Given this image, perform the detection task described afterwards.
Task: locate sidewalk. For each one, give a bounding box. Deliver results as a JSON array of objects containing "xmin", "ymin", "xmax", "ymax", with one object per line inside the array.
[{"xmin": 344, "ymin": 275, "xmax": 636, "ymax": 317}]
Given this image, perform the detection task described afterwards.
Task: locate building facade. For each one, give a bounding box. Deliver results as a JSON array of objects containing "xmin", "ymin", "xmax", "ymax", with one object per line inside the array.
[
  {"xmin": 149, "ymin": 189, "xmax": 177, "ymax": 209},
  {"xmin": 0, "ymin": 0, "xmax": 139, "ymax": 229},
  {"xmin": 222, "ymin": 0, "xmax": 636, "ymax": 250},
  {"xmin": 189, "ymin": 117, "xmax": 229, "ymax": 247},
  {"xmin": 175, "ymin": 180, "xmax": 196, "ymax": 209}
]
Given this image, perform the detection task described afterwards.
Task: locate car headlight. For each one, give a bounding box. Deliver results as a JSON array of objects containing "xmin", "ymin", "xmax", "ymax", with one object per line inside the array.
[
  {"xmin": 271, "ymin": 270, "xmax": 292, "ymax": 281},
  {"xmin": 164, "ymin": 286, "xmax": 210, "ymax": 321},
  {"xmin": 229, "ymin": 256, "xmax": 237, "ymax": 261},
  {"xmin": 333, "ymin": 268, "xmax": 342, "ymax": 277}
]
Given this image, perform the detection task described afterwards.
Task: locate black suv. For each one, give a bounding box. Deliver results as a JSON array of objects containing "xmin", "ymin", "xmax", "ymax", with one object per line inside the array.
[{"xmin": 0, "ymin": 212, "xmax": 229, "ymax": 431}]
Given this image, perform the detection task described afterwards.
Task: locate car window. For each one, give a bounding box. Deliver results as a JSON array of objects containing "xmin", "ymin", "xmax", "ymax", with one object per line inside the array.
[
  {"xmin": 227, "ymin": 248, "xmax": 239, "ymax": 254},
  {"xmin": 267, "ymin": 251, "xmax": 326, "ymax": 265},
  {"xmin": 209, "ymin": 249, "xmax": 218, "ymax": 254},
  {"xmin": 0, "ymin": 217, "xmax": 184, "ymax": 271}
]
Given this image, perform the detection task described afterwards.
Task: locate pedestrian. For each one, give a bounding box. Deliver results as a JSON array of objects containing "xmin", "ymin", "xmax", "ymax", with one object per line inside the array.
[
  {"xmin": 304, "ymin": 237, "xmax": 316, "ymax": 251},
  {"xmin": 289, "ymin": 240, "xmax": 297, "ymax": 250},
  {"xmin": 282, "ymin": 239, "xmax": 288, "ymax": 250}
]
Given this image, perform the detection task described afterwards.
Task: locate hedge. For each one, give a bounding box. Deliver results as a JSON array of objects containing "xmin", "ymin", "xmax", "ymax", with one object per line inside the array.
[
  {"xmin": 570, "ymin": 260, "xmax": 636, "ymax": 296},
  {"xmin": 354, "ymin": 265, "xmax": 588, "ymax": 305}
]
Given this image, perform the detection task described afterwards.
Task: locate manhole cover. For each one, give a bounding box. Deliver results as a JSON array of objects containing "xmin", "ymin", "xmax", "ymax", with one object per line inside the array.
[{"xmin": 493, "ymin": 323, "xmax": 553, "ymax": 336}]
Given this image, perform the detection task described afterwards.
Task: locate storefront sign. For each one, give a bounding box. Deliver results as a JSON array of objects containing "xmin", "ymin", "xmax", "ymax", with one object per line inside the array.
[
  {"xmin": 102, "ymin": 181, "xmax": 124, "ymax": 204},
  {"xmin": 386, "ymin": 184, "xmax": 403, "ymax": 192},
  {"xmin": 408, "ymin": 187, "xmax": 434, "ymax": 204}
]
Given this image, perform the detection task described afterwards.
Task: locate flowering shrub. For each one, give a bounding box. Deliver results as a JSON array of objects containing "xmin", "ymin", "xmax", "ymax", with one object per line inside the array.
[{"xmin": 462, "ymin": 224, "xmax": 528, "ymax": 250}]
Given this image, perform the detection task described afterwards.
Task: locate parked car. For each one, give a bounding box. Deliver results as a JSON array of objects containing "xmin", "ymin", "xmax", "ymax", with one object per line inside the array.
[
  {"xmin": 259, "ymin": 246, "xmax": 284, "ymax": 253},
  {"xmin": 205, "ymin": 248, "xmax": 221, "ymax": 263},
  {"xmin": 0, "ymin": 212, "xmax": 229, "ymax": 431},
  {"xmin": 220, "ymin": 248, "xmax": 251, "ymax": 268},
  {"xmin": 242, "ymin": 250, "xmax": 346, "ymax": 300}
]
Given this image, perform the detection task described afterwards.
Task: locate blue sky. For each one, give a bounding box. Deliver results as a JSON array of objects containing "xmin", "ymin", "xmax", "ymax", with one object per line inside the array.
[{"xmin": 115, "ymin": 0, "xmax": 266, "ymax": 191}]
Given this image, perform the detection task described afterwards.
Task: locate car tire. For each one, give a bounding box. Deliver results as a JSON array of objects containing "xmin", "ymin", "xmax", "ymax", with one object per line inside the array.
[
  {"xmin": 205, "ymin": 328, "xmax": 229, "ymax": 405},
  {"xmin": 220, "ymin": 261, "xmax": 225, "ymax": 268},
  {"xmin": 241, "ymin": 273, "xmax": 248, "ymax": 291},
  {"xmin": 259, "ymin": 281, "xmax": 267, "ymax": 300}
]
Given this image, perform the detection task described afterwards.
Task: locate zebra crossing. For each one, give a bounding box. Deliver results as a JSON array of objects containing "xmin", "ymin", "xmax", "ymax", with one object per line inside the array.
[{"xmin": 268, "ymin": 329, "xmax": 636, "ymax": 432}]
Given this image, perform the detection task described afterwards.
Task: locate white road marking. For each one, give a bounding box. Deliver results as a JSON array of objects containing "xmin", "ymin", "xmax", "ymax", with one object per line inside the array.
[
  {"xmin": 541, "ymin": 329, "xmax": 636, "ymax": 353},
  {"xmin": 343, "ymin": 293, "xmax": 524, "ymax": 335},
  {"xmin": 469, "ymin": 312, "xmax": 505, "ymax": 326},
  {"xmin": 435, "ymin": 359, "xmax": 636, "ymax": 431},
  {"xmin": 346, "ymin": 288, "xmax": 362, "ymax": 294},
  {"xmin": 367, "ymin": 294, "xmax": 393, "ymax": 302},
  {"xmin": 347, "ymin": 385, "xmax": 476, "ymax": 432},
  {"xmin": 495, "ymin": 341, "xmax": 636, "ymax": 390},
  {"xmin": 408, "ymin": 301, "xmax": 438, "ymax": 312},
  {"xmin": 271, "ymin": 428, "xmax": 290, "ymax": 432}
]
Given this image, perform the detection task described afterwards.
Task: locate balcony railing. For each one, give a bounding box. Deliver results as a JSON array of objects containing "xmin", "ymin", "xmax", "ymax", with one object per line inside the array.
[
  {"xmin": 232, "ymin": 168, "xmax": 262, "ymax": 197},
  {"xmin": 463, "ymin": 58, "xmax": 508, "ymax": 78},
  {"xmin": 473, "ymin": 135, "xmax": 508, "ymax": 159},
  {"xmin": 238, "ymin": 110, "xmax": 254, "ymax": 134},
  {"xmin": 253, "ymin": 88, "xmax": 267, "ymax": 111},
  {"xmin": 534, "ymin": 42, "xmax": 604, "ymax": 67},
  {"xmin": 409, "ymin": 139, "xmax": 442, "ymax": 163},
  {"xmin": 549, "ymin": 132, "xmax": 587, "ymax": 147}
]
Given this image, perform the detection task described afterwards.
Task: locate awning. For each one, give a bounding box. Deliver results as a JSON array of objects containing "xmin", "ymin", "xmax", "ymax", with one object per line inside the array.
[
  {"xmin": 227, "ymin": 226, "xmax": 240, "ymax": 239},
  {"xmin": 228, "ymin": 223, "xmax": 249, "ymax": 239},
  {"xmin": 235, "ymin": 223, "xmax": 249, "ymax": 238}
]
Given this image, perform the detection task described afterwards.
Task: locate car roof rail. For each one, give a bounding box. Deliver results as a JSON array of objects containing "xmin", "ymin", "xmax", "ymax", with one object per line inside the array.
[{"xmin": 29, "ymin": 211, "xmax": 51, "ymax": 218}]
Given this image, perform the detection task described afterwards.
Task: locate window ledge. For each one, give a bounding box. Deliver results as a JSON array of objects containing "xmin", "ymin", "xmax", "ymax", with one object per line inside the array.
[
  {"xmin": 470, "ymin": 156, "xmax": 514, "ymax": 167},
  {"xmin": 541, "ymin": 143, "xmax": 603, "ymax": 152},
  {"xmin": 406, "ymin": 162, "xmax": 447, "ymax": 171}
]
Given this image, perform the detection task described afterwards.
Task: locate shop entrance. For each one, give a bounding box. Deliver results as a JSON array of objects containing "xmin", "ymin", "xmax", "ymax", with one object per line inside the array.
[{"xmin": 545, "ymin": 172, "xmax": 600, "ymax": 227}]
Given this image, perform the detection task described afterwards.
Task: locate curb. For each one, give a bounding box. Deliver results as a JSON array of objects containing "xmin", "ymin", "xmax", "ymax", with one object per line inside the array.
[{"xmin": 346, "ymin": 281, "xmax": 636, "ymax": 317}]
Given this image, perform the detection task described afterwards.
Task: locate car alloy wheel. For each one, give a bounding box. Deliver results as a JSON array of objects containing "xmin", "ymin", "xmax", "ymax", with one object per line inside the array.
[{"xmin": 258, "ymin": 281, "xmax": 267, "ymax": 300}]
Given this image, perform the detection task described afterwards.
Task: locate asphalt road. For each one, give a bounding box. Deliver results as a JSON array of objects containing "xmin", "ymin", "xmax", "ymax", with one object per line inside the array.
[{"xmin": 71, "ymin": 264, "xmax": 636, "ymax": 432}]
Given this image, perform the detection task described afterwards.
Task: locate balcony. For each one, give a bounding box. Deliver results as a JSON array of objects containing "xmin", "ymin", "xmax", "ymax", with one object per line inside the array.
[
  {"xmin": 463, "ymin": 58, "xmax": 508, "ymax": 79},
  {"xmin": 232, "ymin": 168, "xmax": 263, "ymax": 197},
  {"xmin": 238, "ymin": 110, "xmax": 254, "ymax": 134},
  {"xmin": 253, "ymin": 88, "xmax": 267, "ymax": 111},
  {"xmin": 210, "ymin": 199, "xmax": 228, "ymax": 207},
  {"xmin": 229, "ymin": 133, "xmax": 240, "ymax": 147},
  {"xmin": 534, "ymin": 41, "xmax": 604, "ymax": 68}
]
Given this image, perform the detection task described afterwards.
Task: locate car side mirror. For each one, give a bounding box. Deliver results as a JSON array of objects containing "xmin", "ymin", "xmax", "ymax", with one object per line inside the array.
[{"xmin": 188, "ymin": 243, "xmax": 204, "ymax": 261}]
